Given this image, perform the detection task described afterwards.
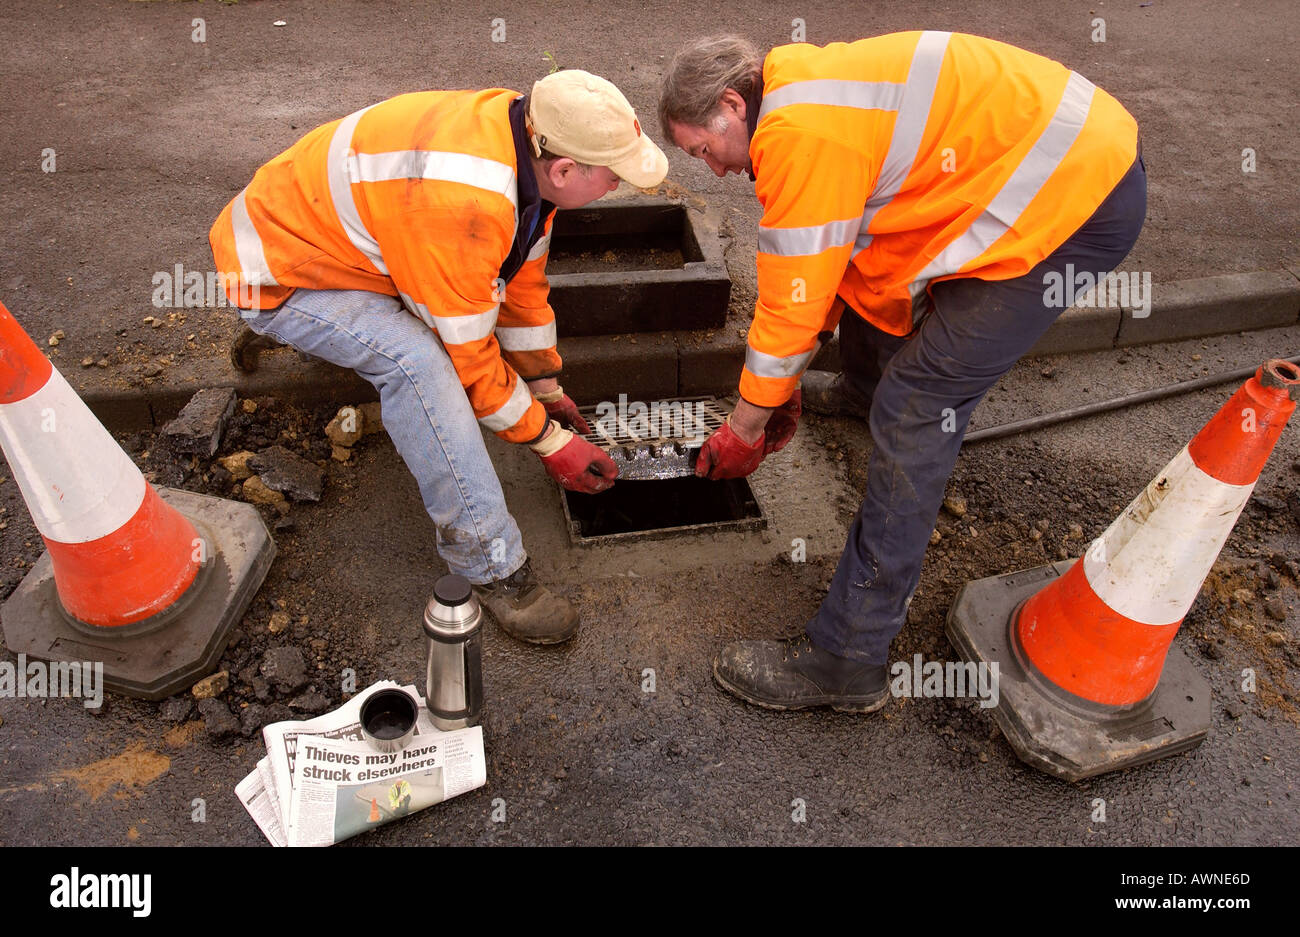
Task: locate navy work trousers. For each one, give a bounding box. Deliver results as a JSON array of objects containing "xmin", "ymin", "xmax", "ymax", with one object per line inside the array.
[{"xmin": 806, "ymin": 152, "xmax": 1148, "ymax": 664}]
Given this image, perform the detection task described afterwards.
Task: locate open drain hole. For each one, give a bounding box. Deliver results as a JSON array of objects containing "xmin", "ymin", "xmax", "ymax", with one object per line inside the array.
[{"xmin": 562, "ymin": 476, "xmax": 766, "ymax": 546}]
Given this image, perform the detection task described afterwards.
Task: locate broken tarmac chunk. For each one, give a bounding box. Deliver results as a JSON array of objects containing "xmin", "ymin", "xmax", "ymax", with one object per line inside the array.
[
  {"xmin": 249, "ymin": 445, "xmax": 324, "ymax": 501},
  {"xmin": 160, "ymin": 695, "xmax": 195, "ymax": 724},
  {"xmin": 260, "ymin": 647, "xmax": 308, "ymax": 694},
  {"xmin": 289, "ymin": 691, "xmax": 331, "ymax": 714},
  {"xmin": 197, "ymin": 698, "xmax": 240, "ymax": 738},
  {"xmin": 162, "ymin": 387, "xmax": 237, "ymax": 457},
  {"xmin": 239, "ymin": 703, "xmax": 268, "ymax": 738}
]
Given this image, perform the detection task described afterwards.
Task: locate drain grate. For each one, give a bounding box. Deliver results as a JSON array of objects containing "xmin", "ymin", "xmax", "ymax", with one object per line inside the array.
[
  {"xmin": 575, "ymin": 396, "xmax": 728, "ymax": 480},
  {"xmin": 558, "ymin": 395, "xmax": 767, "ymax": 545}
]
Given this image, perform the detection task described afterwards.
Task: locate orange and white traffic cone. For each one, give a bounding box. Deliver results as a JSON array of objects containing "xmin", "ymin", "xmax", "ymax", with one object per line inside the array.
[
  {"xmin": 947, "ymin": 359, "xmax": 1299, "ymax": 780},
  {"xmin": 0, "ymin": 301, "xmax": 275, "ymax": 699}
]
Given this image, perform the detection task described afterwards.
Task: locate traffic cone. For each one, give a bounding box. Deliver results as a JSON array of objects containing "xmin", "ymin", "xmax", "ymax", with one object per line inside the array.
[
  {"xmin": 947, "ymin": 358, "xmax": 1299, "ymax": 780},
  {"xmin": 368, "ymin": 798, "xmax": 381, "ymax": 823},
  {"xmin": 0, "ymin": 301, "xmax": 276, "ymax": 699}
]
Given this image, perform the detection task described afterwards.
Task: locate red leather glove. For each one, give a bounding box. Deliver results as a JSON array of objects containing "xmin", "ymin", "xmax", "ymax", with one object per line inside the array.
[
  {"xmin": 531, "ymin": 421, "xmax": 617, "ymax": 493},
  {"xmin": 695, "ymin": 418, "xmax": 766, "ymax": 480},
  {"xmin": 534, "ymin": 386, "xmax": 591, "ymax": 435},
  {"xmin": 763, "ymin": 388, "xmax": 801, "ymax": 455}
]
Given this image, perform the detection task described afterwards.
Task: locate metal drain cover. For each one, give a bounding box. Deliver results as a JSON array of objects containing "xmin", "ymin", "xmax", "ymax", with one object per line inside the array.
[{"xmin": 575, "ymin": 396, "xmax": 729, "ymax": 480}]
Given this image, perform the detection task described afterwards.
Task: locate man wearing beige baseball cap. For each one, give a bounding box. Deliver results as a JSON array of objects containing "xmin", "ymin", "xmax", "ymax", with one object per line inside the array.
[{"xmin": 214, "ymin": 70, "xmax": 667, "ymax": 645}]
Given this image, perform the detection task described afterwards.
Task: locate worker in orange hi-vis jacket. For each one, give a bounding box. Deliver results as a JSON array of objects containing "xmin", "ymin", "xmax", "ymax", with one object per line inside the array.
[
  {"xmin": 660, "ymin": 33, "xmax": 1146, "ymax": 711},
  {"xmin": 211, "ymin": 71, "xmax": 668, "ymax": 645}
]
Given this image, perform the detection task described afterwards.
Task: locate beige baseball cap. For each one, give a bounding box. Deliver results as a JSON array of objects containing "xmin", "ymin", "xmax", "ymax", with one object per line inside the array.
[{"xmin": 528, "ymin": 70, "xmax": 668, "ymax": 188}]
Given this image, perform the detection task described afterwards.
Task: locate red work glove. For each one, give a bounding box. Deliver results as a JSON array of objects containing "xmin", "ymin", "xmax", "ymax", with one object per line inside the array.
[
  {"xmin": 531, "ymin": 421, "xmax": 617, "ymax": 493},
  {"xmin": 534, "ymin": 386, "xmax": 591, "ymax": 435},
  {"xmin": 763, "ymin": 388, "xmax": 801, "ymax": 455},
  {"xmin": 695, "ymin": 417, "xmax": 766, "ymax": 480}
]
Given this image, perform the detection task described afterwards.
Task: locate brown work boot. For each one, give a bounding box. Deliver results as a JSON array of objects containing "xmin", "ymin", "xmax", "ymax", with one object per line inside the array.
[
  {"xmin": 472, "ymin": 560, "xmax": 578, "ymax": 645},
  {"xmin": 801, "ymin": 369, "xmax": 871, "ymax": 418},
  {"xmin": 230, "ymin": 325, "xmax": 280, "ymax": 372}
]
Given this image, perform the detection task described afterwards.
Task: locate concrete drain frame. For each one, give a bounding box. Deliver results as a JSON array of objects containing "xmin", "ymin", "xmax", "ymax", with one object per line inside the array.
[
  {"xmin": 558, "ymin": 396, "xmax": 768, "ymax": 547},
  {"xmin": 546, "ymin": 198, "xmax": 731, "ymax": 337}
]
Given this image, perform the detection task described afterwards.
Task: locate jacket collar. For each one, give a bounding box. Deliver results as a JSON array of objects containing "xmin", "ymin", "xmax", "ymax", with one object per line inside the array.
[
  {"xmin": 501, "ymin": 95, "xmax": 555, "ymax": 282},
  {"xmin": 510, "ymin": 96, "xmax": 554, "ymax": 229},
  {"xmin": 745, "ymin": 74, "xmax": 765, "ymax": 181}
]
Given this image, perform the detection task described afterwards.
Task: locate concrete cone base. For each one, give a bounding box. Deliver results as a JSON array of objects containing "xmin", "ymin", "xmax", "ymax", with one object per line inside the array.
[
  {"xmin": 945, "ymin": 559, "xmax": 1210, "ymax": 782},
  {"xmin": 1, "ymin": 488, "xmax": 275, "ymax": 701}
]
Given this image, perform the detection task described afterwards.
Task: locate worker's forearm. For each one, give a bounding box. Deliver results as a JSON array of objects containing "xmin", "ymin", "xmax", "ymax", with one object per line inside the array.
[
  {"xmin": 729, "ymin": 397, "xmax": 773, "ymax": 445},
  {"xmin": 729, "ymin": 335, "xmax": 821, "ymax": 444}
]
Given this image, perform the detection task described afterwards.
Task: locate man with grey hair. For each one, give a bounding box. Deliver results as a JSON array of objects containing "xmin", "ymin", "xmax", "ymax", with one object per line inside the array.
[{"xmin": 661, "ymin": 32, "xmax": 1145, "ymax": 712}]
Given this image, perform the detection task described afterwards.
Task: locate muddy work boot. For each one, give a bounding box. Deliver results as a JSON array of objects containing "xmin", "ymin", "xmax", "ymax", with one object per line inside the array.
[
  {"xmin": 231, "ymin": 325, "xmax": 281, "ymax": 372},
  {"xmin": 230, "ymin": 325, "xmax": 320, "ymax": 372},
  {"xmin": 472, "ymin": 560, "xmax": 579, "ymax": 645},
  {"xmin": 801, "ymin": 369, "xmax": 871, "ymax": 418},
  {"xmin": 713, "ymin": 634, "xmax": 889, "ymax": 712}
]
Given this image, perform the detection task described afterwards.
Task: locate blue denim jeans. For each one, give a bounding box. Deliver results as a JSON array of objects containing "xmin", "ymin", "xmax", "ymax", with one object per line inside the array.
[
  {"xmin": 806, "ymin": 152, "xmax": 1148, "ymax": 663},
  {"xmin": 240, "ymin": 288, "xmax": 527, "ymax": 584}
]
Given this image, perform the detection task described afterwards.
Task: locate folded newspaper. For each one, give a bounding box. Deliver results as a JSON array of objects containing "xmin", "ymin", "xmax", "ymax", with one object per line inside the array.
[{"xmin": 236, "ymin": 680, "xmax": 486, "ymax": 846}]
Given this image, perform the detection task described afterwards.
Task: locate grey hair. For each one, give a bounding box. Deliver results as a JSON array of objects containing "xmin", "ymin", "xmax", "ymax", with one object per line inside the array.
[{"xmin": 658, "ymin": 34, "xmax": 762, "ymax": 139}]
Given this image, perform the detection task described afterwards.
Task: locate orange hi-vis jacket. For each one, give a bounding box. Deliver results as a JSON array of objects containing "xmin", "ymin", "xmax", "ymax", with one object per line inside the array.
[
  {"xmin": 210, "ymin": 90, "xmax": 560, "ymax": 444},
  {"xmin": 742, "ymin": 32, "xmax": 1140, "ymax": 407}
]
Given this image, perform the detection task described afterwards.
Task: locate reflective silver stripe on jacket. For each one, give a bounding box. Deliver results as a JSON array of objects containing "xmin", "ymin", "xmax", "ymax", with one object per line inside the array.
[
  {"xmin": 399, "ymin": 294, "xmax": 499, "ymax": 344},
  {"xmin": 753, "ymin": 32, "xmax": 951, "ymax": 260},
  {"xmin": 230, "ymin": 189, "xmax": 279, "ymax": 287},
  {"xmin": 326, "ymin": 106, "xmax": 386, "ymax": 274},
  {"xmin": 525, "ymin": 231, "xmax": 552, "ymax": 262},
  {"xmin": 757, "ymin": 79, "xmax": 904, "ymax": 121},
  {"xmin": 477, "ymin": 374, "xmax": 535, "ymax": 432},
  {"xmin": 854, "ymin": 30, "xmax": 952, "ymax": 258},
  {"xmin": 354, "ymin": 150, "xmax": 519, "ymax": 209},
  {"xmin": 496, "ymin": 322, "xmax": 557, "ymax": 352},
  {"xmin": 758, "ymin": 216, "xmax": 861, "ymax": 258},
  {"xmin": 399, "ymin": 292, "xmax": 437, "ymax": 329},
  {"xmin": 325, "ymin": 108, "xmax": 521, "ymax": 277},
  {"xmin": 744, "ymin": 344, "xmax": 817, "ymax": 379},
  {"xmin": 909, "ymin": 70, "xmax": 1096, "ymax": 285},
  {"xmin": 752, "ymin": 33, "xmax": 1094, "ymax": 342}
]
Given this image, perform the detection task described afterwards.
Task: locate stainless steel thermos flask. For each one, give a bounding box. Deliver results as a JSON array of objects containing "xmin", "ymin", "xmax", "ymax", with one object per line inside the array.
[{"xmin": 422, "ymin": 574, "xmax": 483, "ymax": 731}]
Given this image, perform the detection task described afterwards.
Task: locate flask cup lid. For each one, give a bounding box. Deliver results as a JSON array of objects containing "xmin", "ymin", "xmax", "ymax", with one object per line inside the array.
[
  {"xmin": 359, "ymin": 688, "xmax": 419, "ymax": 753},
  {"xmin": 434, "ymin": 574, "xmax": 472, "ymax": 607}
]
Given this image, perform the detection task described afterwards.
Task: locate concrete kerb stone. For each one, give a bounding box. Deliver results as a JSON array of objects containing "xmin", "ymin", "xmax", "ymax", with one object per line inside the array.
[
  {"xmin": 1028, "ymin": 305, "xmax": 1122, "ymax": 356},
  {"xmin": 677, "ymin": 328, "xmax": 747, "ymax": 397},
  {"xmin": 692, "ymin": 268, "xmax": 1300, "ymax": 385},
  {"xmin": 76, "ymin": 353, "xmax": 373, "ymax": 434},
  {"xmin": 556, "ymin": 330, "xmax": 678, "ymax": 405},
  {"xmin": 67, "ymin": 268, "xmax": 1300, "ymax": 433},
  {"xmin": 1116, "ymin": 270, "xmax": 1300, "ymax": 347}
]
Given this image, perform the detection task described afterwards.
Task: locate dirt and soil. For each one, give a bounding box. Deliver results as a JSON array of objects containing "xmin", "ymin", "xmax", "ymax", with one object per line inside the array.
[{"xmin": 3, "ymin": 340, "xmax": 1297, "ymax": 845}]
